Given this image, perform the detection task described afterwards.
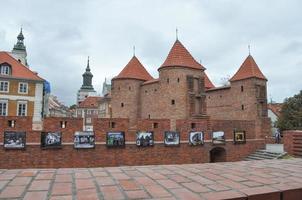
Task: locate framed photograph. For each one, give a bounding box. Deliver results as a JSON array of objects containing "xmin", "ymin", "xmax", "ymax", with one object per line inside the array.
[
  {"xmin": 136, "ymin": 131, "xmax": 154, "ymax": 147},
  {"xmin": 74, "ymin": 131, "xmax": 95, "ymax": 149},
  {"xmin": 164, "ymin": 131, "xmax": 180, "ymax": 146},
  {"xmin": 4, "ymin": 131, "xmax": 26, "ymax": 149},
  {"xmin": 106, "ymin": 132, "xmax": 125, "ymax": 147},
  {"xmin": 41, "ymin": 132, "xmax": 62, "ymax": 148},
  {"xmin": 189, "ymin": 131, "xmax": 204, "ymax": 146},
  {"xmin": 212, "ymin": 131, "xmax": 225, "ymax": 145},
  {"xmin": 234, "ymin": 131, "xmax": 246, "ymax": 144}
]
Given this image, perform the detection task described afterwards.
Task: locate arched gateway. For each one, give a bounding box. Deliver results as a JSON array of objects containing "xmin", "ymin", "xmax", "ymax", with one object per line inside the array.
[{"xmin": 210, "ymin": 147, "xmax": 226, "ymax": 163}]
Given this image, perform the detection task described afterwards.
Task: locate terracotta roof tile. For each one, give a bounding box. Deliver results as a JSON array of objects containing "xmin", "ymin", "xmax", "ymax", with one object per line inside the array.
[
  {"xmin": 204, "ymin": 72, "xmax": 215, "ymax": 89},
  {"xmin": 230, "ymin": 55, "xmax": 267, "ymax": 82},
  {"xmin": 0, "ymin": 51, "xmax": 43, "ymax": 81},
  {"xmin": 78, "ymin": 96, "xmax": 102, "ymax": 108},
  {"xmin": 159, "ymin": 40, "xmax": 205, "ymax": 70},
  {"xmin": 113, "ymin": 56, "xmax": 153, "ymax": 81}
]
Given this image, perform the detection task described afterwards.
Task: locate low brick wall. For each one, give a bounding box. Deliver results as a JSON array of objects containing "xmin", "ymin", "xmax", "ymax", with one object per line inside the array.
[
  {"xmin": 0, "ymin": 117, "xmax": 266, "ymax": 168},
  {"xmin": 284, "ymin": 130, "xmax": 302, "ymax": 157}
]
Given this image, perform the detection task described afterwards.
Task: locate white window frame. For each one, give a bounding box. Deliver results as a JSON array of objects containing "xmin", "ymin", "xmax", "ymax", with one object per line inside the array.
[
  {"xmin": 17, "ymin": 101, "xmax": 27, "ymax": 116},
  {"xmin": 0, "ymin": 100, "xmax": 8, "ymax": 116},
  {"xmin": 0, "ymin": 81, "xmax": 9, "ymax": 93},
  {"xmin": 18, "ymin": 82, "xmax": 28, "ymax": 94},
  {"xmin": 0, "ymin": 65, "xmax": 10, "ymax": 75}
]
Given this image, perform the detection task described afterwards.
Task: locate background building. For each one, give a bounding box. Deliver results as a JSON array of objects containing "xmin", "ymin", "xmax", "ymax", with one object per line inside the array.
[{"xmin": 77, "ymin": 57, "xmax": 97, "ymax": 105}]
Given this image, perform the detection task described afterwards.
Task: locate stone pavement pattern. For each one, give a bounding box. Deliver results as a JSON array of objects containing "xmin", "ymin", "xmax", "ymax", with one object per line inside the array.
[{"xmin": 0, "ymin": 159, "xmax": 301, "ymax": 200}]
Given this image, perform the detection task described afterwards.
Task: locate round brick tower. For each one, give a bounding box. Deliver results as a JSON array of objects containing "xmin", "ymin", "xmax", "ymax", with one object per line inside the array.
[
  {"xmin": 157, "ymin": 40, "xmax": 210, "ymax": 129},
  {"xmin": 111, "ymin": 56, "xmax": 153, "ymax": 126}
]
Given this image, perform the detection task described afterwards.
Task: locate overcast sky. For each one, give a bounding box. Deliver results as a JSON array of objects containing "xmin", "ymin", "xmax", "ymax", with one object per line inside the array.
[{"xmin": 0, "ymin": 0, "xmax": 301, "ymax": 105}]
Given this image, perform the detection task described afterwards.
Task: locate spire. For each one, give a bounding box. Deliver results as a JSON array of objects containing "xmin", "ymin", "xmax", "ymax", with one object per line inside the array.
[
  {"xmin": 248, "ymin": 44, "xmax": 251, "ymax": 55},
  {"xmin": 86, "ymin": 56, "xmax": 90, "ymax": 71},
  {"xmin": 176, "ymin": 27, "xmax": 178, "ymax": 40},
  {"xmin": 113, "ymin": 56, "xmax": 153, "ymax": 81},
  {"xmin": 230, "ymin": 55, "xmax": 267, "ymax": 82},
  {"xmin": 159, "ymin": 40, "xmax": 205, "ymax": 70},
  {"xmin": 133, "ymin": 46, "xmax": 136, "ymax": 56},
  {"xmin": 13, "ymin": 27, "xmax": 26, "ymax": 51}
]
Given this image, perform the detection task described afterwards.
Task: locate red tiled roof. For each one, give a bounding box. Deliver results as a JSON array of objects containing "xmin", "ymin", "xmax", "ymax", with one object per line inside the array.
[
  {"xmin": 142, "ymin": 78, "xmax": 159, "ymax": 85},
  {"xmin": 204, "ymin": 72, "xmax": 215, "ymax": 89},
  {"xmin": 113, "ymin": 56, "xmax": 153, "ymax": 81},
  {"xmin": 268, "ymin": 103, "xmax": 283, "ymax": 118},
  {"xmin": 0, "ymin": 51, "xmax": 44, "ymax": 81},
  {"xmin": 78, "ymin": 96, "xmax": 102, "ymax": 108},
  {"xmin": 159, "ymin": 40, "xmax": 205, "ymax": 70},
  {"xmin": 230, "ymin": 55, "xmax": 267, "ymax": 82}
]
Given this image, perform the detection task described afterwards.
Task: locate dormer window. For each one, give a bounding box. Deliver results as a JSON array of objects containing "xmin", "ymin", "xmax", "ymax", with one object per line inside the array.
[{"xmin": 0, "ymin": 64, "xmax": 11, "ymax": 75}]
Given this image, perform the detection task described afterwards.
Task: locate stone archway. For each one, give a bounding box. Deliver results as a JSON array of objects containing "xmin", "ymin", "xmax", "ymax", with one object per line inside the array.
[{"xmin": 210, "ymin": 147, "xmax": 226, "ymax": 163}]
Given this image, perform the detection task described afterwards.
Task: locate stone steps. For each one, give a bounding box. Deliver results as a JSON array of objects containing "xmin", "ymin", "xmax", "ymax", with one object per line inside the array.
[{"xmin": 243, "ymin": 149, "xmax": 287, "ymax": 161}]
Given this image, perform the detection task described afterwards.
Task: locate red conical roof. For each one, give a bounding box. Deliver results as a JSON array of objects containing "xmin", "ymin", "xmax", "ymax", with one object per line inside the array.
[
  {"xmin": 113, "ymin": 56, "xmax": 153, "ymax": 81},
  {"xmin": 159, "ymin": 40, "xmax": 205, "ymax": 70},
  {"xmin": 230, "ymin": 55, "xmax": 267, "ymax": 82},
  {"xmin": 204, "ymin": 72, "xmax": 215, "ymax": 89}
]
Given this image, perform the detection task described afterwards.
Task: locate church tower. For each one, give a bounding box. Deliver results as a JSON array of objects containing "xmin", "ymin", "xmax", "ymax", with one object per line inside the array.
[
  {"xmin": 77, "ymin": 57, "xmax": 97, "ymax": 105},
  {"xmin": 11, "ymin": 28, "xmax": 28, "ymax": 67}
]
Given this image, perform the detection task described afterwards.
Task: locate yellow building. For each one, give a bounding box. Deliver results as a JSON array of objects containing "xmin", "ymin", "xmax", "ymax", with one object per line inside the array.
[{"xmin": 0, "ymin": 51, "xmax": 44, "ymax": 128}]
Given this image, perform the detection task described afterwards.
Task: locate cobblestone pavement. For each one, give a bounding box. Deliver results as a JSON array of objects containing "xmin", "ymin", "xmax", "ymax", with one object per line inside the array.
[{"xmin": 0, "ymin": 159, "xmax": 301, "ymax": 200}]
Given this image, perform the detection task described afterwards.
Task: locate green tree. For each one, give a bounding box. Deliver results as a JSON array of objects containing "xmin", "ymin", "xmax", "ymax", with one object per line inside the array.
[
  {"xmin": 277, "ymin": 90, "xmax": 302, "ymax": 130},
  {"xmin": 69, "ymin": 104, "xmax": 77, "ymax": 110}
]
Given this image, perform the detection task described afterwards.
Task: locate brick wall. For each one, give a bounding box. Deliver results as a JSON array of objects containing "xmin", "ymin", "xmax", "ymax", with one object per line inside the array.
[
  {"xmin": 283, "ymin": 130, "xmax": 302, "ymax": 157},
  {"xmin": 0, "ymin": 117, "xmax": 266, "ymax": 168}
]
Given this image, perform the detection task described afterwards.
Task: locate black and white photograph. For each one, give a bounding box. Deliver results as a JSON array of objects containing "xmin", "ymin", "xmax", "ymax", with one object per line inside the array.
[
  {"xmin": 106, "ymin": 132, "xmax": 125, "ymax": 147},
  {"xmin": 164, "ymin": 131, "xmax": 180, "ymax": 146},
  {"xmin": 4, "ymin": 131, "xmax": 26, "ymax": 149},
  {"xmin": 41, "ymin": 132, "xmax": 62, "ymax": 148},
  {"xmin": 74, "ymin": 131, "xmax": 95, "ymax": 149},
  {"xmin": 234, "ymin": 131, "xmax": 246, "ymax": 144},
  {"xmin": 189, "ymin": 131, "xmax": 204, "ymax": 146},
  {"xmin": 212, "ymin": 131, "xmax": 225, "ymax": 144},
  {"xmin": 136, "ymin": 131, "xmax": 154, "ymax": 147}
]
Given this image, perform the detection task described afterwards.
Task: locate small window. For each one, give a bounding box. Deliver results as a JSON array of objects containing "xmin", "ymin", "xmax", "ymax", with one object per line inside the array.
[
  {"xmin": 220, "ymin": 95, "xmax": 222, "ymax": 98},
  {"xmin": 148, "ymin": 114, "xmax": 151, "ymax": 119},
  {"xmin": 129, "ymin": 86, "xmax": 131, "ymax": 91},
  {"xmin": 17, "ymin": 102, "xmax": 27, "ymax": 116},
  {"xmin": 0, "ymin": 81, "xmax": 9, "ymax": 92},
  {"xmin": 153, "ymin": 122, "xmax": 158, "ymax": 129},
  {"xmin": 60, "ymin": 121, "xmax": 67, "ymax": 128},
  {"xmin": 121, "ymin": 103, "xmax": 124, "ymax": 107},
  {"xmin": 208, "ymin": 96, "xmax": 211, "ymax": 99},
  {"xmin": 167, "ymin": 78, "xmax": 169, "ymax": 83},
  {"xmin": 177, "ymin": 78, "xmax": 180, "ymax": 83},
  {"xmin": 0, "ymin": 65, "xmax": 11, "ymax": 75},
  {"xmin": 0, "ymin": 100, "xmax": 8, "ymax": 116},
  {"xmin": 145, "ymin": 90, "xmax": 147, "ymax": 93},
  {"xmin": 241, "ymin": 105, "xmax": 244, "ymax": 110},
  {"xmin": 171, "ymin": 99, "xmax": 175, "ymax": 105},
  {"xmin": 8, "ymin": 120, "xmax": 15, "ymax": 128},
  {"xmin": 110, "ymin": 122, "xmax": 116, "ymax": 128},
  {"xmin": 154, "ymin": 89, "xmax": 157, "ymax": 92},
  {"xmin": 241, "ymin": 86, "xmax": 244, "ymax": 92},
  {"xmin": 191, "ymin": 123, "xmax": 196, "ymax": 129},
  {"xmin": 118, "ymin": 87, "xmax": 120, "ymax": 90}
]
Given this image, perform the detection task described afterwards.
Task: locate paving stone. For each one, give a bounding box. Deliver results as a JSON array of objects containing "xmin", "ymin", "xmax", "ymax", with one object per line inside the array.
[
  {"xmin": 125, "ymin": 190, "xmax": 150, "ymax": 199},
  {"xmin": 118, "ymin": 179, "xmax": 141, "ymax": 190},
  {"xmin": 23, "ymin": 191, "xmax": 48, "ymax": 200},
  {"xmin": 157, "ymin": 179, "xmax": 182, "ymax": 189},
  {"xmin": 29, "ymin": 180, "xmax": 51, "ymax": 191},
  {"xmin": 99, "ymin": 185, "xmax": 125, "ymax": 199},
  {"xmin": 135, "ymin": 176, "xmax": 157, "ymax": 186},
  {"xmin": 202, "ymin": 190, "xmax": 247, "ymax": 200},
  {"xmin": 77, "ymin": 188, "xmax": 99, "ymax": 200},
  {"xmin": 76, "ymin": 178, "xmax": 95, "ymax": 190},
  {"xmin": 51, "ymin": 182, "xmax": 72, "ymax": 195},
  {"xmin": 49, "ymin": 195, "xmax": 73, "ymax": 200},
  {"xmin": 55, "ymin": 174, "xmax": 73, "ymax": 183},
  {"xmin": 35, "ymin": 172, "xmax": 54, "ymax": 180},
  {"xmin": 145, "ymin": 184, "xmax": 172, "ymax": 198},
  {"xmin": 0, "ymin": 180, "xmax": 8, "ymax": 190},
  {"xmin": 0, "ymin": 185, "xmax": 26, "ymax": 198},
  {"xmin": 96, "ymin": 176, "xmax": 115, "ymax": 186},
  {"xmin": 9, "ymin": 177, "xmax": 32, "ymax": 186},
  {"xmin": 170, "ymin": 188, "xmax": 203, "ymax": 200},
  {"xmin": 182, "ymin": 182, "xmax": 212, "ymax": 193},
  {"xmin": 111, "ymin": 172, "xmax": 130, "ymax": 180}
]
